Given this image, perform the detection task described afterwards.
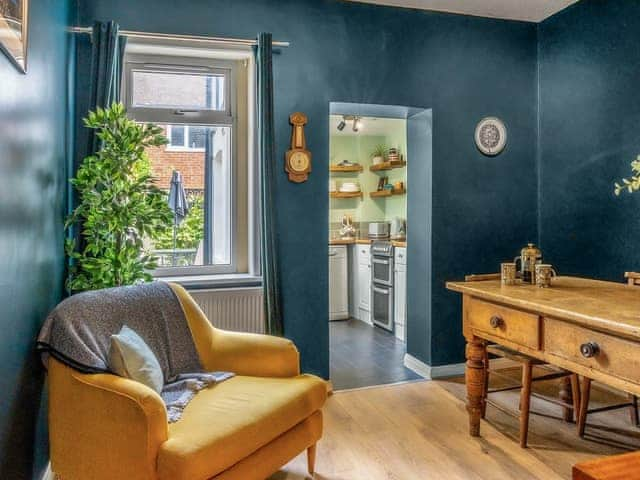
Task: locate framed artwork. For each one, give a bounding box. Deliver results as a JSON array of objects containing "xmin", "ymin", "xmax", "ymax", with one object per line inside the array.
[{"xmin": 0, "ymin": 0, "xmax": 28, "ymax": 73}]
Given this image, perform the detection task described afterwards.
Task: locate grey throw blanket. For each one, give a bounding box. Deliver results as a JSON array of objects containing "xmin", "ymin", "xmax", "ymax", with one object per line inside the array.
[{"xmin": 37, "ymin": 282, "xmax": 233, "ymax": 422}]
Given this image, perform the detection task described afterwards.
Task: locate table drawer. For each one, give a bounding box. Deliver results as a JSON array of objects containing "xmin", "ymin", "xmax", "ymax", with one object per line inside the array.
[
  {"xmin": 466, "ymin": 297, "xmax": 540, "ymax": 350},
  {"xmin": 544, "ymin": 318, "xmax": 640, "ymax": 385}
]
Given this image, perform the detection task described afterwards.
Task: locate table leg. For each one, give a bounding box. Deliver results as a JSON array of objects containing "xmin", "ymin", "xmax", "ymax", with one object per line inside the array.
[
  {"xmin": 560, "ymin": 375, "xmax": 574, "ymax": 422},
  {"xmin": 465, "ymin": 335, "xmax": 487, "ymax": 437}
]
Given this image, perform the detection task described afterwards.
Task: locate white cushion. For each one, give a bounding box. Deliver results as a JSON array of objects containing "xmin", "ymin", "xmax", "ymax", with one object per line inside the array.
[{"xmin": 109, "ymin": 325, "xmax": 164, "ymax": 393}]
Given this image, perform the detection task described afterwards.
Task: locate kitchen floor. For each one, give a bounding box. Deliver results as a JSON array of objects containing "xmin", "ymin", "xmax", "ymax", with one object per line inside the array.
[{"xmin": 330, "ymin": 318, "xmax": 422, "ymax": 390}]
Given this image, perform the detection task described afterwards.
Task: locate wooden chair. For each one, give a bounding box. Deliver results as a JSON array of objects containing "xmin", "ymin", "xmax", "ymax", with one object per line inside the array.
[
  {"xmin": 465, "ymin": 273, "xmax": 581, "ymax": 448},
  {"xmin": 576, "ymin": 272, "xmax": 640, "ymax": 437}
]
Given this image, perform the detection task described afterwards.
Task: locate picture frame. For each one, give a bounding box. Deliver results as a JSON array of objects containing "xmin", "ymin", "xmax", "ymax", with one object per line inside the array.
[{"xmin": 0, "ymin": 0, "xmax": 28, "ymax": 73}]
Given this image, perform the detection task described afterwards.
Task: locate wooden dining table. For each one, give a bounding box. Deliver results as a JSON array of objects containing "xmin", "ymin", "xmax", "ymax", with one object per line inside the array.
[{"xmin": 446, "ymin": 276, "xmax": 640, "ymax": 438}]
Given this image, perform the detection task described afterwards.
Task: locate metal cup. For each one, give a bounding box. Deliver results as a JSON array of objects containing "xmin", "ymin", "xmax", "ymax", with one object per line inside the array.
[
  {"xmin": 501, "ymin": 262, "xmax": 517, "ymax": 286},
  {"xmin": 535, "ymin": 264, "xmax": 557, "ymax": 288}
]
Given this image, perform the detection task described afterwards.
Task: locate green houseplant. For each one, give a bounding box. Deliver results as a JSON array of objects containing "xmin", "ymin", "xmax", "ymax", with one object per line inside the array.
[
  {"xmin": 371, "ymin": 144, "xmax": 387, "ymax": 165},
  {"xmin": 66, "ymin": 103, "xmax": 173, "ymax": 293},
  {"xmin": 615, "ymin": 155, "xmax": 640, "ymax": 195}
]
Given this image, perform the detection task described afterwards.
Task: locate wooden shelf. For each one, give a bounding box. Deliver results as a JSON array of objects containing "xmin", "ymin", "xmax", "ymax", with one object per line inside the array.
[
  {"xmin": 330, "ymin": 191, "xmax": 363, "ymax": 199},
  {"xmin": 330, "ymin": 164, "xmax": 363, "ymax": 173},
  {"xmin": 369, "ymin": 161, "xmax": 407, "ymax": 172},
  {"xmin": 370, "ymin": 188, "xmax": 406, "ymax": 198}
]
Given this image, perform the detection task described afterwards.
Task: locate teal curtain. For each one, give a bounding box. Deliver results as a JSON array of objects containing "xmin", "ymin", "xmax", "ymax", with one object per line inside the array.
[
  {"xmin": 70, "ymin": 21, "xmax": 126, "ymax": 266},
  {"xmin": 86, "ymin": 21, "xmax": 127, "ymax": 155},
  {"xmin": 256, "ymin": 33, "xmax": 284, "ymax": 336}
]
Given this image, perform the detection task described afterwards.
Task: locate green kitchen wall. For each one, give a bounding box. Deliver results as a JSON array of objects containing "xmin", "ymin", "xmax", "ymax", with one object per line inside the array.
[{"xmin": 329, "ymin": 116, "xmax": 407, "ymax": 227}]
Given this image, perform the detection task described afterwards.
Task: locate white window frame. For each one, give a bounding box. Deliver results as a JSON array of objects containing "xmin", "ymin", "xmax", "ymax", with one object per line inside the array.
[
  {"xmin": 166, "ymin": 125, "xmax": 206, "ymax": 152},
  {"xmin": 123, "ymin": 53, "xmax": 242, "ymax": 277},
  {"xmin": 125, "ymin": 59, "xmax": 232, "ymax": 124}
]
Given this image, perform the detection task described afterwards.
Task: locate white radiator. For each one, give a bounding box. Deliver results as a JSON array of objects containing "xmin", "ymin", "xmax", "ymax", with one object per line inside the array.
[{"xmin": 189, "ymin": 287, "xmax": 265, "ymax": 334}]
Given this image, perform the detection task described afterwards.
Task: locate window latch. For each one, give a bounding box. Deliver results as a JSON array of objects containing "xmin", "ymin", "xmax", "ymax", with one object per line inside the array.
[{"xmin": 174, "ymin": 109, "xmax": 199, "ymax": 116}]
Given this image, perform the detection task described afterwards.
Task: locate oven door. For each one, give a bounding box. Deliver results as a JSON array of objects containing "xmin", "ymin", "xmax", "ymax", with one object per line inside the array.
[
  {"xmin": 372, "ymin": 285, "xmax": 394, "ymax": 332},
  {"xmin": 372, "ymin": 256, "xmax": 393, "ymax": 286}
]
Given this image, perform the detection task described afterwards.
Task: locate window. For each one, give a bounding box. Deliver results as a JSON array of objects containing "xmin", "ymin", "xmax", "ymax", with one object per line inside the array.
[
  {"xmin": 124, "ymin": 51, "xmax": 255, "ymax": 278},
  {"xmin": 166, "ymin": 125, "xmax": 207, "ymax": 151},
  {"xmin": 130, "ymin": 70, "xmax": 227, "ymax": 112}
]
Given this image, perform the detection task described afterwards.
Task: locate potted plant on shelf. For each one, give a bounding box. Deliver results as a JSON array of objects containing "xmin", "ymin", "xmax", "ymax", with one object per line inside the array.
[
  {"xmin": 372, "ymin": 144, "xmax": 387, "ymax": 165},
  {"xmin": 65, "ymin": 103, "xmax": 173, "ymax": 293}
]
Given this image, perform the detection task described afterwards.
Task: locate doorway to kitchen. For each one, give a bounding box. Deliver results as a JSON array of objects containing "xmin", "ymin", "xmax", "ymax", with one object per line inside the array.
[{"xmin": 328, "ymin": 102, "xmax": 430, "ymax": 390}]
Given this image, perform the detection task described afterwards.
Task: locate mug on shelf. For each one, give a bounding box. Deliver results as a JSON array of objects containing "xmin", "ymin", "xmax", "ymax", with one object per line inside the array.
[
  {"xmin": 501, "ymin": 262, "xmax": 517, "ymax": 285},
  {"xmin": 535, "ymin": 264, "xmax": 557, "ymax": 288}
]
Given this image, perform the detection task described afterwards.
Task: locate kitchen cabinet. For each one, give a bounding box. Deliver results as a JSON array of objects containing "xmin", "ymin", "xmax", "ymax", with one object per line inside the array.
[
  {"xmin": 394, "ymin": 247, "xmax": 407, "ymax": 342},
  {"xmin": 329, "ymin": 246, "xmax": 349, "ymax": 320},
  {"xmin": 348, "ymin": 245, "xmax": 359, "ymax": 319},
  {"xmin": 351, "ymin": 244, "xmax": 371, "ymax": 325}
]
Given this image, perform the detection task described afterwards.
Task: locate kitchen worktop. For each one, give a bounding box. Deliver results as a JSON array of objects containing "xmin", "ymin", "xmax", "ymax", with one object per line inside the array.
[{"xmin": 329, "ymin": 239, "xmax": 407, "ymax": 247}]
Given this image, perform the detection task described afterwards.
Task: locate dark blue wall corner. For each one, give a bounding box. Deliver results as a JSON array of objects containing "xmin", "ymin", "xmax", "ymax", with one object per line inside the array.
[
  {"xmin": 407, "ymin": 109, "xmax": 433, "ymax": 364},
  {"xmin": 77, "ymin": 0, "xmax": 539, "ymax": 374},
  {"xmin": 539, "ymin": 0, "xmax": 640, "ymax": 281},
  {"xmin": 0, "ymin": 0, "xmax": 74, "ymax": 478}
]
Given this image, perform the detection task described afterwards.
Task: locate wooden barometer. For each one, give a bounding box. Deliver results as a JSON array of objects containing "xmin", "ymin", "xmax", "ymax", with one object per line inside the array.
[{"xmin": 285, "ymin": 112, "xmax": 312, "ymax": 183}]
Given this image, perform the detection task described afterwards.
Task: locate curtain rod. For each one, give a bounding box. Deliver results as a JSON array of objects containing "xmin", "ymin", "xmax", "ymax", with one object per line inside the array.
[{"xmin": 68, "ymin": 26, "xmax": 290, "ymax": 48}]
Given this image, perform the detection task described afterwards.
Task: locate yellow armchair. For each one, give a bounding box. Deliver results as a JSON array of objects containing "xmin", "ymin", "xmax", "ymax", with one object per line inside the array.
[
  {"xmin": 172, "ymin": 283, "xmax": 300, "ymax": 378},
  {"xmin": 48, "ymin": 283, "xmax": 327, "ymax": 480}
]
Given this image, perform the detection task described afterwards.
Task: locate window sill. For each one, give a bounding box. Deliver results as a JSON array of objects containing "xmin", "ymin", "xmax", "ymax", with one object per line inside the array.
[{"xmin": 155, "ymin": 273, "xmax": 262, "ymax": 290}]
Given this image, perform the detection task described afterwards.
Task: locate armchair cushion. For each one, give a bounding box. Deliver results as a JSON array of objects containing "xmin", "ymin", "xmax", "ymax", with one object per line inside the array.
[
  {"xmin": 157, "ymin": 374, "xmax": 327, "ymax": 480},
  {"xmin": 109, "ymin": 325, "xmax": 164, "ymax": 394}
]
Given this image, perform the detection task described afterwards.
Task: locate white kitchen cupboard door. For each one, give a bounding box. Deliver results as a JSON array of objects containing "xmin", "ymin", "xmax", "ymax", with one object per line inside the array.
[
  {"xmin": 358, "ymin": 262, "xmax": 371, "ymax": 324},
  {"xmin": 329, "ymin": 246, "xmax": 349, "ymax": 321},
  {"xmin": 394, "ymin": 248, "xmax": 407, "ymax": 342},
  {"xmin": 348, "ymin": 245, "xmax": 360, "ymax": 319},
  {"xmin": 355, "ymin": 245, "xmax": 373, "ymax": 325}
]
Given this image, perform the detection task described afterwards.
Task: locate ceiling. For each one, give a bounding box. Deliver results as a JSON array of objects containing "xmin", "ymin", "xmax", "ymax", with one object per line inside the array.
[{"xmin": 346, "ymin": 0, "xmax": 579, "ymax": 22}]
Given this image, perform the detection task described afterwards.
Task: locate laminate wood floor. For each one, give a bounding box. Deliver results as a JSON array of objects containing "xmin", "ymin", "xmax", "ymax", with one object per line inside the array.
[
  {"xmin": 270, "ymin": 380, "xmax": 566, "ymax": 479},
  {"xmin": 329, "ymin": 319, "xmax": 421, "ymax": 390},
  {"xmin": 270, "ymin": 369, "xmax": 638, "ymax": 480},
  {"xmin": 437, "ymin": 366, "xmax": 640, "ymax": 479}
]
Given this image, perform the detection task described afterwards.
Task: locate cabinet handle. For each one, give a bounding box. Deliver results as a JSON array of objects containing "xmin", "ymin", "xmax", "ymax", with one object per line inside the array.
[
  {"xmin": 489, "ymin": 316, "xmax": 503, "ymax": 329},
  {"xmin": 580, "ymin": 341, "xmax": 600, "ymax": 358}
]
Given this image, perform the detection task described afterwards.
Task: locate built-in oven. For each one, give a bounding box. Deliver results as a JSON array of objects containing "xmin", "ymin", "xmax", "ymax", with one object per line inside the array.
[
  {"xmin": 371, "ymin": 242, "xmax": 394, "ymax": 286},
  {"xmin": 372, "ymin": 284, "xmax": 394, "ymax": 331},
  {"xmin": 371, "ymin": 241, "xmax": 394, "ymax": 332}
]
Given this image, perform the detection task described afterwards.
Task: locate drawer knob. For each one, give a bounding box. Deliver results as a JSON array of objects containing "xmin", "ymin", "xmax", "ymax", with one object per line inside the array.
[
  {"xmin": 489, "ymin": 316, "xmax": 503, "ymax": 329},
  {"xmin": 580, "ymin": 341, "xmax": 600, "ymax": 358}
]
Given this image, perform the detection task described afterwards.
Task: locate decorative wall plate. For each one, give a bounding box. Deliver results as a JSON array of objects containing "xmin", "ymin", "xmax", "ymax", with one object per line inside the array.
[{"xmin": 475, "ymin": 117, "xmax": 507, "ymax": 156}]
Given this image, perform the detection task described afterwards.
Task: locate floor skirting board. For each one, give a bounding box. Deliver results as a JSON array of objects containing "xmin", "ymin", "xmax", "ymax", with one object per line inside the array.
[
  {"xmin": 42, "ymin": 463, "xmax": 54, "ymax": 480},
  {"xmin": 403, "ymin": 354, "xmax": 518, "ymax": 380}
]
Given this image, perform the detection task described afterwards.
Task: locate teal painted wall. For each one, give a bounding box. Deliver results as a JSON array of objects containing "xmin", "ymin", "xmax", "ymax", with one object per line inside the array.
[
  {"xmin": 5, "ymin": 0, "xmax": 640, "ymax": 474},
  {"xmin": 0, "ymin": 0, "xmax": 74, "ymax": 478},
  {"xmin": 78, "ymin": 0, "xmax": 538, "ymax": 372},
  {"xmin": 538, "ymin": 0, "xmax": 640, "ymax": 280}
]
